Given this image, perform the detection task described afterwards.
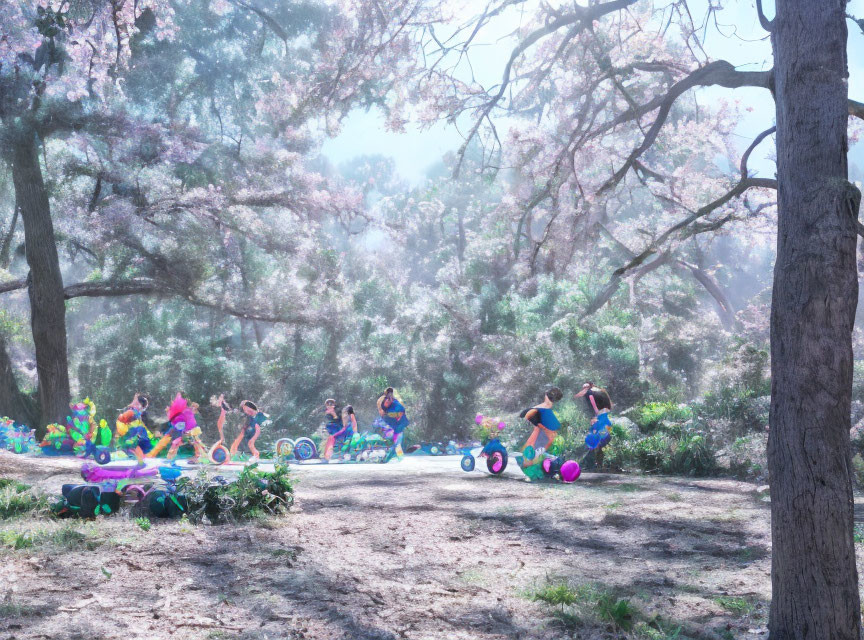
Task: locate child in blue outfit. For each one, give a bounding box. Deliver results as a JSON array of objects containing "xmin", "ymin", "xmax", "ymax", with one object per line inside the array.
[
  {"xmin": 574, "ymin": 382, "xmax": 613, "ymax": 468},
  {"xmin": 375, "ymin": 388, "xmax": 409, "ymax": 463}
]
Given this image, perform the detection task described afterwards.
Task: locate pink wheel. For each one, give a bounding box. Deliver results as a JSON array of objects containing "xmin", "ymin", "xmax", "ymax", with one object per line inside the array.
[{"xmin": 560, "ymin": 461, "xmax": 581, "ymax": 483}]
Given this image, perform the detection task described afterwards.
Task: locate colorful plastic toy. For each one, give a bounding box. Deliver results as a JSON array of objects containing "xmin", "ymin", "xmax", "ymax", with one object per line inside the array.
[
  {"xmin": 461, "ymin": 414, "xmax": 509, "ymax": 475},
  {"xmin": 39, "ymin": 399, "xmax": 112, "ymax": 463},
  {"xmin": 0, "ymin": 417, "xmax": 36, "ymax": 454}
]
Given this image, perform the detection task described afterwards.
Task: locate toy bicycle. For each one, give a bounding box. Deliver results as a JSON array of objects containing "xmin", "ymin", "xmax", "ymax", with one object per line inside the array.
[{"xmin": 461, "ymin": 437, "xmax": 509, "ymax": 475}]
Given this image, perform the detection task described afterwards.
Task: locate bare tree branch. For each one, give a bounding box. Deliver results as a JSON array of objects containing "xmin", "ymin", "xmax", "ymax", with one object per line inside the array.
[
  {"xmin": 451, "ymin": 0, "xmax": 639, "ymax": 177},
  {"xmin": 674, "ymin": 260, "xmax": 737, "ymax": 330},
  {"xmin": 596, "ymin": 61, "xmax": 773, "ymax": 195},
  {"xmin": 0, "ymin": 277, "xmax": 326, "ymax": 326},
  {"xmin": 580, "ymin": 125, "xmax": 778, "ymax": 320},
  {"xmin": 756, "ymin": 0, "xmax": 773, "ymax": 32}
]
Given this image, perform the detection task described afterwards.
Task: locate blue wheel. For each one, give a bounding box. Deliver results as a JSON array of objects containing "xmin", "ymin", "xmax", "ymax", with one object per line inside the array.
[
  {"xmin": 209, "ymin": 445, "xmax": 229, "ymax": 465},
  {"xmin": 95, "ymin": 448, "xmax": 111, "ymax": 465},
  {"xmin": 461, "ymin": 455, "xmax": 476, "ymax": 472},
  {"xmin": 293, "ymin": 437, "xmax": 318, "ymax": 461}
]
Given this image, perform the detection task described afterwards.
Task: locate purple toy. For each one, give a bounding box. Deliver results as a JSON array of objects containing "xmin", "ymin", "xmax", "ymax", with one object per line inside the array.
[
  {"xmin": 559, "ymin": 460, "xmax": 581, "ymax": 483},
  {"xmin": 80, "ymin": 462, "xmax": 158, "ymax": 483}
]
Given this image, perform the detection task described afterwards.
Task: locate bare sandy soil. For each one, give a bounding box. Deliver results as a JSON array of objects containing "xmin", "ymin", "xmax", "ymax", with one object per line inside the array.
[{"xmin": 0, "ymin": 451, "xmax": 788, "ymax": 640}]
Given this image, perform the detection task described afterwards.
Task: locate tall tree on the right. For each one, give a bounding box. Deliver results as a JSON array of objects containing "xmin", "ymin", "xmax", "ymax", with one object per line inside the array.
[{"xmin": 767, "ymin": 1, "xmax": 860, "ymax": 636}]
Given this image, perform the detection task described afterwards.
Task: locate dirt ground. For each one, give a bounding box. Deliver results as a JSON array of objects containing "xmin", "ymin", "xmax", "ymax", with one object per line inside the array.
[{"xmin": 0, "ymin": 451, "xmax": 796, "ymax": 640}]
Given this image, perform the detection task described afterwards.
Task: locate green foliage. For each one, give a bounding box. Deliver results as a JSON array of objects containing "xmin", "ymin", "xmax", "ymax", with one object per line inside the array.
[
  {"xmin": 632, "ymin": 403, "xmax": 693, "ymax": 432},
  {"xmin": 853, "ymin": 455, "xmax": 864, "ymax": 489},
  {"xmin": 530, "ymin": 580, "xmax": 635, "ymax": 631},
  {"xmin": 635, "ymin": 618, "xmax": 682, "ymax": 639},
  {"xmin": 605, "ymin": 423, "xmax": 717, "ymax": 476},
  {"xmin": 134, "ymin": 517, "xmax": 151, "ymax": 532},
  {"xmin": 727, "ymin": 435, "xmax": 767, "ymax": 480},
  {"xmin": 714, "ymin": 596, "xmax": 754, "ymax": 615},
  {"xmin": 179, "ymin": 464, "xmax": 294, "ymax": 524},
  {"xmin": 0, "ymin": 478, "xmax": 49, "ymax": 520},
  {"xmin": 0, "ymin": 524, "xmax": 102, "ymax": 551},
  {"xmin": 532, "ymin": 582, "xmax": 579, "ymax": 606}
]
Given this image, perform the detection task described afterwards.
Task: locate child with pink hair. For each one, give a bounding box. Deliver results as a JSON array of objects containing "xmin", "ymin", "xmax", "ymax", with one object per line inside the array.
[{"xmin": 146, "ymin": 393, "xmax": 205, "ymax": 462}]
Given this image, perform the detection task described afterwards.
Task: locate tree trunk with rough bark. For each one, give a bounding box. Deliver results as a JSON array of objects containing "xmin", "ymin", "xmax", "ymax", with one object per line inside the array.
[
  {"xmin": 10, "ymin": 134, "xmax": 70, "ymax": 424},
  {"xmin": 768, "ymin": 1, "xmax": 861, "ymax": 637}
]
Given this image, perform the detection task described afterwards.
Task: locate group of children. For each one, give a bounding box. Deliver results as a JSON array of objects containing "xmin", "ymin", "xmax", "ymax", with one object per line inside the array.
[
  {"xmin": 322, "ymin": 387, "xmax": 410, "ymax": 462},
  {"xmin": 518, "ymin": 382, "xmax": 613, "ymax": 476},
  {"xmin": 114, "ymin": 392, "xmax": 269, "ymax": 465}
]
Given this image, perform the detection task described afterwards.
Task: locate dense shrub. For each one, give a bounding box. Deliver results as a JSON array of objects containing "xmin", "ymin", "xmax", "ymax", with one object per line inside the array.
[
  {"xmin": 630, "ymin": 402, "xmax": 693, "ymax": 432},
  {"xmin": 604, "ymin": 422, "xmax": 717, "ymax": 476},
  {"xmin": 178, "ymin": 463, "xmax": 294, "ymax": 524}
]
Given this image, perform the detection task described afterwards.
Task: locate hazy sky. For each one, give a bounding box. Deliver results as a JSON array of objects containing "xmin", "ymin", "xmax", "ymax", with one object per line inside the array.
[{"xmin": 322, "ymin": 1, "xmax": 864, "ymax": 185}]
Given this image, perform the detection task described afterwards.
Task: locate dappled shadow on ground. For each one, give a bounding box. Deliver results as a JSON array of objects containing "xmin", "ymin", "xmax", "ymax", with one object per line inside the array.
[{"xmin": 0, "ymin": 455, "xmax": 774, "ymax": 640}]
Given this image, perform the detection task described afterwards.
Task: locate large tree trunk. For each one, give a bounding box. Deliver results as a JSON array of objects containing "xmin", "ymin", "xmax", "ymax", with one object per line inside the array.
[
  {"xmin": 768, "ymin": 1, "xmax": 861, "ymax": 637},
  {"xmin": 10, "ymin": 134, "xmax": 70, "ymax": 425}
]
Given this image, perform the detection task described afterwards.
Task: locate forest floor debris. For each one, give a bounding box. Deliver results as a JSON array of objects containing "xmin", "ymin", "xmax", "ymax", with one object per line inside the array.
[{"xmin": 0, "ymin": 450, "xmax": 836, "ymax": 640}]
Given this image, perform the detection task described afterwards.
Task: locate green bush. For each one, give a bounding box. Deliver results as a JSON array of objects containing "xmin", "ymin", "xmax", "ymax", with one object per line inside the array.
[
  {"xmin": 530, "ymin": 580, "xmax": 635, "ymax": 631},
  {"xmin": 605, "ymin": 425, "xmax": 717, "ymax": 476},
  {"xmin": 632, "ymin": 403, "xmax": 693, "ymax": 432},
  {"xmin": 179, "ymin": 463, "xmax": 294, "ymax": 524}
]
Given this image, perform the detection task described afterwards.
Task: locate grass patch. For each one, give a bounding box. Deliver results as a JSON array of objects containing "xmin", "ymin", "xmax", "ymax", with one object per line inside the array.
[
  {"xmin": 529, "ymin": 580, "xmax": 635, "ymax": 631},
  {"xmin": 635, "ymin": 617, "xmax": 683, "ymax": 639},
  {"xmin": 715, "ymin": 596, "xmax": 754, "ymax": 615},
  {"xmin": 0, "ymin": 523, "xmax": 103, "ymax": 551},
  {"xmin": 0, "ymin": 478, "xmax": 49, "ymax": 520},
  {"xmin": 665, "ymin": 492, "xmax": 683, "ymax": 502},
  {"xmin": 854, "ymin": 525, "xmax": 864, "ymax": 544},
  {"xmin": 134, "ymin": 517, "xmax": 151, "ymax": 531},
  {"xmin": 604, "ymin": 501, "xmax": 623, "ymax": 510},
  {"xmin": 0, "ymin": 600, "xmax": 39, "ymax": 618}
]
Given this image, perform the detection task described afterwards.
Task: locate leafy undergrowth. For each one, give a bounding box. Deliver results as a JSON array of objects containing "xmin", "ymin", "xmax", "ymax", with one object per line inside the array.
[
  {"xmin": 0, "ymin": 520, "xmax": 105, "ymax": 551},
  {"xmin": 528, "ymin": 577, "xmax": 760, "ymax": 639},
  {"xmin": 529, "ymin": 580, "xmax": 637, "ymax": 632},
  {"xmin": 0, "ymin": 477, "xmax": 50, "ymax": 519},
  {"xmin": 177, "ymin": 463, "xmax": 294, "ymax": 524}
]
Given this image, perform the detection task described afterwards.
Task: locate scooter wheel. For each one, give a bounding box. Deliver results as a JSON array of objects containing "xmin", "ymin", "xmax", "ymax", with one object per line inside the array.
[
  {"xmin": 293, "ymin": 438, "xmax": 318, "ymax": 461},
  {"xmin": 461, "ymin": 455, "xmax": 476, "ymax": 472},
  {"xmin": 95, "ymin": 448, "xmax": 111, "ymax": 465},
  {"xmin": 487, "ymin": 450, "xmax": 508, "ymax": 475},
  {"xmin": 209, "ymin": 445, "xmax": 230, "ymax": 465},
  {"xmin": 275, "ymin": 438, "xmax": 295, "ymax": 459}
]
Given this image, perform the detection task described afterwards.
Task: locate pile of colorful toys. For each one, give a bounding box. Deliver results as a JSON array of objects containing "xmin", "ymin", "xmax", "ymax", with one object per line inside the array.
[{"xmin": 0, "ymin": 416, "xmax": 36, "ymax": 454}]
